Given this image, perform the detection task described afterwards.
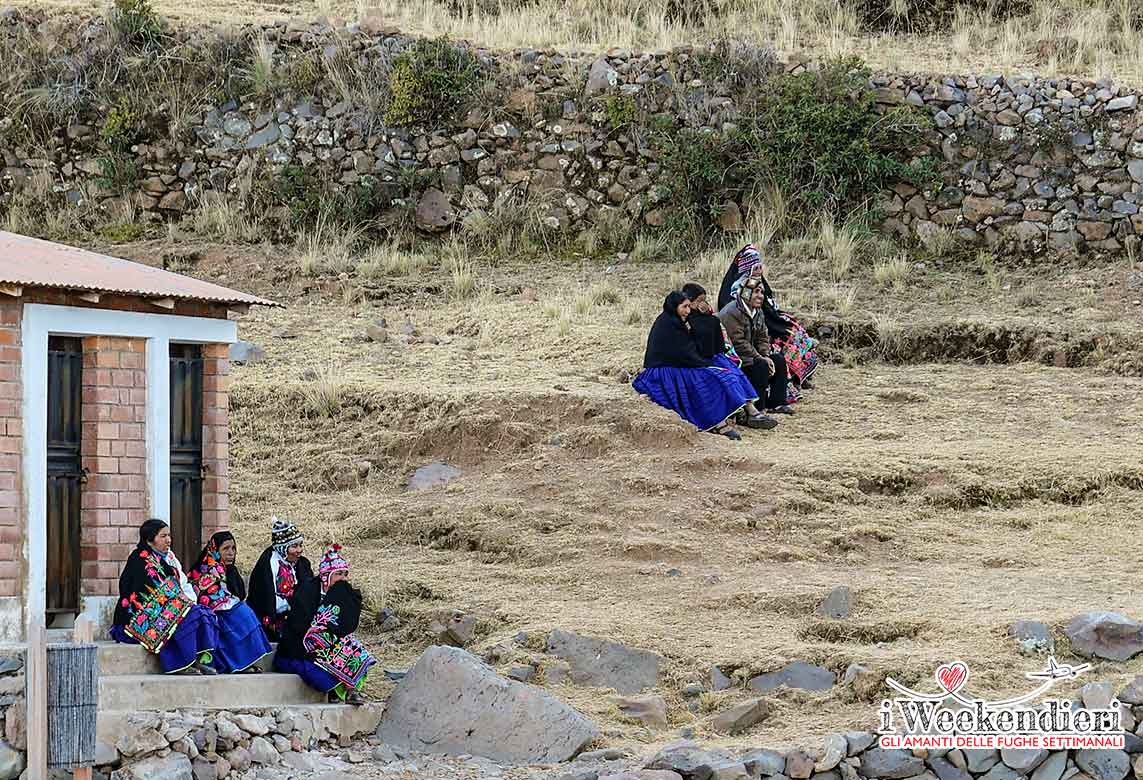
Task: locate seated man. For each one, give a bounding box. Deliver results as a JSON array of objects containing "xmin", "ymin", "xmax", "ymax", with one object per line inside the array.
[
  {"xmin": 718, "ymin": 278, "xmax": 795, "ymax": 416},
  {"xmin": 247, "ymin": 518, "xmax": 314, "ymax": 640}
]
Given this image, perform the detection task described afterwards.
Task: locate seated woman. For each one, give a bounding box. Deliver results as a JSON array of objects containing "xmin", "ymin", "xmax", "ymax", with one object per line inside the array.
[
  {"xmin": 681, "ymin": 282, "xmax": 777, "ymax": 430},
  {"xmin": 717, "ymin": 243, "xmax": 820, "ymax": 402},
  {"xmin": 719, "ymin": 277, "xmax": 794, "ymax": 415},
  {"xmin": 273, "ymin": 545, "xmax": 376, "ymax": 705},
  {"xmin": 188, "ymin": 532, "xmax": 273, "ymax": 674},
  {"xmin": 110, "ymin": 519, "xmax": 220, "ymax": 675},
  {"xmin": 632, "ymin": 291, "xmax": 760, "ymax": 440},
  {"xmin": 248, "ymin": 518, "xmax": 314, "ymax": 641}
]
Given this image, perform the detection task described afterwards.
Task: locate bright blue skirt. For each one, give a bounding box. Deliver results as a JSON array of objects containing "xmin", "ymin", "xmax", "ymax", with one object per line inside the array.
[
  {"xmin": 274, "ymin": 653, "xmax": 338, "ymax": 693},
  {"xmin": 633, "ymin": 354, "xmax": 758, "ymax": 431},
  {"xmin": 214, "ymin": 603, "xmax": 272, "ymax": 673},
  {"xmin": 110, "ymin": 604, "xmax": 220, "ymax": 673}
]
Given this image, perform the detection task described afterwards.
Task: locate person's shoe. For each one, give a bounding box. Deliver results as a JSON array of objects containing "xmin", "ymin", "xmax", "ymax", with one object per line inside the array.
[
  {"xmin": 721, "ymin": 427, "xmax": 742, "ymax": 441},
  {"xmin": 175, "ymin": 667, "xmax": 201, "ymax": 676},
  {"xmin": 801, "ymin": 378, "xmax": 815, "ymax": 390},
  {"xmin": 195, "ymin": 662, "xmax": 218, "ymax": 676},
  {"xmin": 745, "ymin": 413, "xmax": 779, "ymax": 430},
  {"xmin": 768, "ymin": 405, "xmax": 796, "ymax": 415},
  {"xmin": 345, "ymin": 691, "xmax": 368, "ymax": 706}
]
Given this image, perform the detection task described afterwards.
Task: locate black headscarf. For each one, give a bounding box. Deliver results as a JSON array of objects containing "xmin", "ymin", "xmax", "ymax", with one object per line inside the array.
[
  {"xmin": 113, "ymin": 521, "xmax": 177, "ymax": 628},
  {"xmin": 276, "ymin": 578, "xmax": 363, "ymax": 661},
  {"xmin": 190, "ymin": 531, "xmax": 247, "ymax": 602},
  {"xmin": 642, "ymin": 292, "xmax": 711, "ymax": 369},
  {"xmin": 682, "ymin": 283, "xmax": 725, "ymax": 359}
]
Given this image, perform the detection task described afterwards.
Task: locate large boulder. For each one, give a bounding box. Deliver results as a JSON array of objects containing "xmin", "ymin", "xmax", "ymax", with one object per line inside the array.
[
  {"xmin": 1075, "ymin": 750, "xmax": 1130, "ymax": 780},
  {"xmin": 111, "ymin": 754, "xmax": 193, "ymax": 780},
  {"xmin": 377, "ymin": 645, "xmax": 599, "ymax": 764},
  {"xmin": 711, "ymin": 698, "xmax": 769, "ymax": 735},
  {"xmin": 545, "ymin": 629, "xmax": 663, "ymax": 694},
  {"xmin": 858, "ymin": 749, "xmax": 925, "ymax": 779},
  {"xmin": 1065, "ymin": 612, "xmax": 1143, "ymax": 661},
  {"xmin": 0, "ymin": 740, "xmax": 23, "ymax": 780}
]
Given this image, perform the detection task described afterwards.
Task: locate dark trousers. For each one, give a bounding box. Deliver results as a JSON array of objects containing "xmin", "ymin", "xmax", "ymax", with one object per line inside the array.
[{"xmin": 742, "ymin": 354, "xmax": 790, "ymax": 410}]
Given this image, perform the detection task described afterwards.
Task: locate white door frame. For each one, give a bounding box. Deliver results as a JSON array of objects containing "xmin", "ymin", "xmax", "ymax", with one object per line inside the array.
[{"xmin": 21, "ymin": 303, "xmax": 237, "ymax": 637}]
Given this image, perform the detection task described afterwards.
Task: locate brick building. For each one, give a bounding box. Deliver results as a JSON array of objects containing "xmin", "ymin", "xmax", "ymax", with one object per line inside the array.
[{"xmin": 0, "ymin": 231, "xmax": 277, "ymax": 641}]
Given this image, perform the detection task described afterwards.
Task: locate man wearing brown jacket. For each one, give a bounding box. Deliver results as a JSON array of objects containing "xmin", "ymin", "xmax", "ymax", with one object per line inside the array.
[{"xmin": 718, "ymin": 279, "xmax": 794, "ymax": 415}]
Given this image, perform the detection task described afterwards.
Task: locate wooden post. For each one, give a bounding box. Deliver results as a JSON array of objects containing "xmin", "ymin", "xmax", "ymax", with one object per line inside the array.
[
  {"xmin": 72, "ymin": 616, "xmax": 94, "ymax": 780},
  {"xmin": 26, "ymin": 623, "xmax": 47, "ymax": 780}
]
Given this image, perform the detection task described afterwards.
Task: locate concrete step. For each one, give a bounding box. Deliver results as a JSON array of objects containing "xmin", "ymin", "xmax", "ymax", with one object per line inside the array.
[
  {"xmin": 97, "ymin": 640, "xmax": 276, "ymax": 676},
  {"xmin": 99, "ymin": 672, "xmax": 328, "ymax": 711}
]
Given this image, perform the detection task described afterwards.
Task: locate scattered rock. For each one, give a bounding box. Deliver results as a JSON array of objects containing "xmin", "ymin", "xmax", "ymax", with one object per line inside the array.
[
  {"xmin": 615, "ymin": 694, "xmax": 668, "ymax": 730},
  {"xmin": 248, "ymin": 736, "xmax": 279, "ymax": 765},
  {"xmin": 711, "ymin": 698, "xmax": 769, "ymax": 735},
  {"xmin": 846, "ymin": 732, "xmax": 877, "ymax": 756},
  {"xmin": 716, "ymin": 201, "xmax": 744, "ymax": 232},
  {"xmin": 1117, "ymin": 676, "xmax": 1143, "ymax": 705},
  {"xmin": 743, "ymin": 749, "xmax": 786, "ymax": 777},
  {"xmin": 430, "ymin": 609, "xmax": 477, "ymax": 647},
  {"xmin": 507, "ymin": 664, "xmax": 536, "ymax": 682},
  {"xmin": 545, "ymin": 629, "xmax": 663, "ymax": 694},
  {"xmin": 377, "ymin": 645, "xmax": 600, "ymax": 764},
  {"xmin": 2, "ymin": 699, "xmax": 23, "ymax": 751},
  {"xmin": 406, "ymin": 463, "xmax": 463, "ymax": 492},
  {"xmin": 749, "ymin": 661, "xmax": 835, "ymax": 693},
  {"xmin": 415, "ymin": 187, "xmax": 456, "ymax": 232},
  {"xmin": 232, "ymin": 714, "xmax": 272, "ymax": 736},
  {"xmin": 0, "ymin": 741, "xmax": 22, "ymax": 780},
  {"xmin": 117, "ymin": 727, "xmax": 168, "ymax": 758},
  {"xmin": 710, "ymin": 666, "xmax": 733, "ymax": 691},
  {"xmin": 1074, "ymin": 750, "xmax": 1129, "ymax": 780},
  {"xmin": 816, "ymin": 734, "xmax": 849, "ymax": 772},
  {"xmin": 1008, "ymin": 621, "xmax": 1054, "ymax": 654},
  {"xmin": 365, "ymin": 324, "xmax": 388, "ymax": 342},
  {"xmin": 1065, "ymin": 612, "xmax": 1143, "ymax": 661},
  {"xmin": 645, "ymin": 740, "xmax": 748, "ymax": 780},
  {"xmin": 930, "ymin": 755, "xmax": 972, "ymax": 780},
  {"xmin": 859, "ymin": 749, "xmax": 926, "ymax": 779},
  {"xmin": 1081, "ymin": 682, "xmax": 1115, "ymax": 710},
  {"xmin": 112, "ymin": 754, "xmax": 193, "ymax": 780},
  {"xmin": 1030, "ymin": 752, "xmax": 1067, "ymax": 780},
  {"xmin": 964, "ymin": 750, "xmax": 1001, "ymax": 773},
  {"xmin": 1000, "ymin": 749, "xmax": 1048, "ymax": 774},
  {"xmin": 787, "ymin": 751, "xmax": 816, "ymax": 779},
  {"xmin": 228, "ymin": 340, "xmax": 265, "ymax": 366},
  {"xmin": 817, "ymin": 586, "xmax": 852, "ymax": 619},
  {"xmin": 586, "ymin": 59, "xmax": 619, "ymax": 95}
]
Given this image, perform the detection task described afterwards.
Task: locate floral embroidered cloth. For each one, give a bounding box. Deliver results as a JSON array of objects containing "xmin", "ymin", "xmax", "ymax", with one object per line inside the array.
[
  {"xmin": 303, "ymin": 604, "xmax": 376, "ymax": 690},
  {"xmin": 125, "ymin": 575, "xmax": 192, "ymax": 653}
]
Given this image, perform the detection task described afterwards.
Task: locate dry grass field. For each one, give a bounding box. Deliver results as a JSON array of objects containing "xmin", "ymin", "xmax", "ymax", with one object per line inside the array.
[
  {"xmin": 92, "ymin": 231, "xmax": 1143, "ymax": 751},
  {"xmin": 9, "ymin": 0, "xmax": 1143, "ymax": 86}
]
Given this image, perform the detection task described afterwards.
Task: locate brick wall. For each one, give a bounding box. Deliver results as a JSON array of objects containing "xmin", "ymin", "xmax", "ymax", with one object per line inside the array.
[
  {"xmin": 79, "ymin": 336, "xmax": 147, "ymax": 598},
  {"xmin": 0, "ymin": 304, "xmax": 21, "ymax": 601},
  {"xmin": 201, "ymin": 343, "xmax": 230, "ymax": 542}
]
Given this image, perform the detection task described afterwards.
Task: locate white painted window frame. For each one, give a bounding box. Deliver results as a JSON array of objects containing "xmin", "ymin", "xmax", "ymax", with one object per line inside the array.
[{"xmin": 21, "ymin": 303, "xmax": 237, "ymax": 636}]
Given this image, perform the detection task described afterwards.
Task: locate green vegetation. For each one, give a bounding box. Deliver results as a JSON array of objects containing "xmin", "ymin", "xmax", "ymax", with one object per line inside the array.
[
  {"xmin": 109, "ymin": 0, "xmax": 163, "ymax": 48},
  {"xmin": 385, "ymin": 38, "xmax": 482, "ymax": 127},
  {"xmin": 656, "ymin": 56, "xmax": 935, "ymax": 247}
]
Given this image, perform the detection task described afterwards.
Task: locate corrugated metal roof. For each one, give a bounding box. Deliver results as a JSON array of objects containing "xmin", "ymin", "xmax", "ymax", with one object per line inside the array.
[{"xmin": 0, "ymin": 231, "xmax": 280, "ymax": 308}]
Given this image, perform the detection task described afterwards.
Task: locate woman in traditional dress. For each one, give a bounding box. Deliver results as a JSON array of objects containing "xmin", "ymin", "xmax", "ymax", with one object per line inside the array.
[
  {"xmin": 717, "ymin": 243, "xmax": 819, "ymax": 403},
  {"xmin": 632, "ymin": 291, "xmax": 764, "ymax": 440},
  {"xmin": 248, "ymin": 518, "xmax": 314, "ymax": 641},
  {"xmin": 110, "ymin": 518, "xmax": 221, "ymax": 675},
  {"xmin": 719, "ymin": 277, "xmax": 794, "ymax": 415},
  {"xmin": 273, "ymin": 545, "xmax": 376, "ymax": 705},
  {"xmin": 188, "ymin": 532, "xmax": 273, "ymax": 674},
  {"xmin": 681, "ymin": 282, "xmax": 777, "ymax": 430}
]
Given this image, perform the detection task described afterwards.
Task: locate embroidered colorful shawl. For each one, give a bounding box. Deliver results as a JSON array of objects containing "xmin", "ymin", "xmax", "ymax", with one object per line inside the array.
[
  {"xmin": 188, "ymin": 536, "xmax": 239, "ymax": 612},
  {"xmin": 124, "ymin": 575, "xmax": 192, "ymax": 653},
  {"xmin": 302, "ymin": 603, "xmax": 376, "ymax": 690}
]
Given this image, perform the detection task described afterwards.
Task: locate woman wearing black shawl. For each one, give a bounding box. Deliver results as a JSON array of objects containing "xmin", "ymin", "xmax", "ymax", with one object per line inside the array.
[
  {"xmin": 247, "ymin": 517, "xmax": 315, "ymax": 640},
  {"xmin": 188, "ymin": 532, "xmax": 272, "ymax": 673},
  {"xmin": 717, "ymin": 244, "xmax": 819, "ymax": 402},
  {"xmin": 110, "ymin": 519, "xmax": 221, "ymax": 675},
  {"xmin": 681, "ymin": 283, "xmax": 777, "ymax": 430},
  {"xmin": 631, "ymin": 291, "xmax": 760, "ymax": 440},
  {"xmin": 272, "ymin": 545, "xmax": 376, "ymax": 705}
]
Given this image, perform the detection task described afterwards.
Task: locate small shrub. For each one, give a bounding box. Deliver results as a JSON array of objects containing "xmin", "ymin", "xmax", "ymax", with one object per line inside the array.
[
  {"xmin": 629, "ymin": 233, "xmax": 670, "ymax": 264},
  {"xmin": 385, "ymin": 38, "xmax": 482, "ymax": 127},
  {"xmin": 448, "ymin": 256, "xmax": 477, "ymax": 300},
  {"xmin": 190, "ymin": 196, "xmax": 262, "ymax": 243},
  {"xmin": 300, "ymin": 365, "xmax": 349, "ymax": 418},
  {"xmin": 244, "ymin": 35, "xmax": 281, "ymax": 99},
  {"xmin": 109, "ymin": 0, "xmax": 163, "ymax": 48},
  {"xmin": 294, "ymin": 217, "xmax": 361, "ymax": 277},
  {"xmin": 93, "ymin": 155, "xmax": 139, "ymax": 194},
  {"xmin": 358, "ymin": 243, "xmax": 433, "ymax": 278},
  {"xmin": 325, "ymin": 39, "xmax": 392, "ymax": 131},
  {"xmin": 95, "ymin": 222, "xmax": 148, "ymax": 242},
  {"xmin": 601, "ymin": 95, "xmax": 637, "ymax": 129},
  {"xmin": 100, "ymin": 98, "xmax": 147, "ymax": 151}
]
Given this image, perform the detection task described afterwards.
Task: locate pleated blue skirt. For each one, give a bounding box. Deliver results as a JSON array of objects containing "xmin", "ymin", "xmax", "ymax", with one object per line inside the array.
[
  {"xmin": 110, "ymin": 604, "xmax": 220, "ymax": 673},
  {"xmin": 633, "ymin": 354, "xmax": 758, "ymax": 431},
  {"xmin": 213, "ymin": 603, "xmax": 273, "ymax": 673},
  {"xmin": 273, "ymin": 653, "xmax": 339, "ymax": 693}
]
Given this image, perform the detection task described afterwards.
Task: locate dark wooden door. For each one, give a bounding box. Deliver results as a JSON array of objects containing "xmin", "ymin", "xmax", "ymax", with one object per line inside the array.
[
  {"xmin": 47, "ymin": 336, "xmax": 83, "ymax": 617},
  {"xmin": 169, "ymin": 344, "xmax": 204, "ymax": 565}
]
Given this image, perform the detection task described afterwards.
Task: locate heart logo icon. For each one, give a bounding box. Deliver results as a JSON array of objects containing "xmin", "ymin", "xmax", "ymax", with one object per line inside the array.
[{"xmin": 936, "ymin": 662, "xmax": 968, "ymax": 693}]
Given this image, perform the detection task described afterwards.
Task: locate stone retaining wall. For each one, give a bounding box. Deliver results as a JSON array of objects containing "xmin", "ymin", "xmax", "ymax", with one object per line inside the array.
[
  {"xmin": 0, "ymin": 11, "xmax": 1141, "ymax": 257},
  {"xmin": 0, "ymin": 649, "xmax": 26, "ymax": 780}
]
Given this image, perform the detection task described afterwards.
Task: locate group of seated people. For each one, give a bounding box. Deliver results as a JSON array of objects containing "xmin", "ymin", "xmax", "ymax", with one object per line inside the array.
[
  {"xmin": 634, "ymin": 244, "xmax": 820, "ymax": 440},
  {"xmin": 111, "ymin": 517, "xmax": 375, "ymax": 704}
]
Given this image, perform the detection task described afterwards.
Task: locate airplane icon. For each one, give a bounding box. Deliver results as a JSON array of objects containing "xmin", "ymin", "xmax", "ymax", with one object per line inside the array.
[{"xmin": 1025, "ymin": 657, "xmax": 1090, "ymax": 682}]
